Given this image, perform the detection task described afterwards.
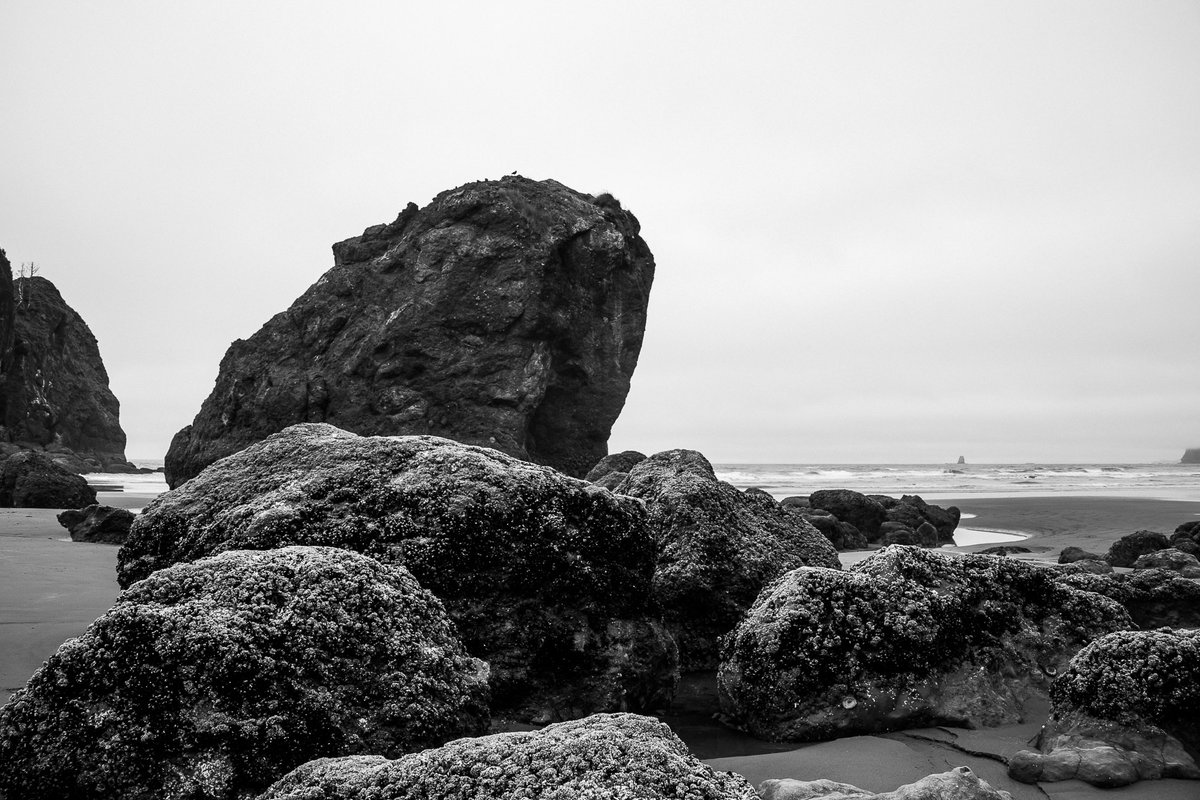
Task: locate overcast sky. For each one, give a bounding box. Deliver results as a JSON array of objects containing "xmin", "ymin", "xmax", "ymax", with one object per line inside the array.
[{"xmin": 2, "ymin": 2, "xmax": 1198, "ymax": 464}]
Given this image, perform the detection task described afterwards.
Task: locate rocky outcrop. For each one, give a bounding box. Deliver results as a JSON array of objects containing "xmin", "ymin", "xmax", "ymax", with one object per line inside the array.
[
  {"xmin": 1056, "ymin": 568, "xmax": 1200, "ymax": 629},
  {"xmin": 807, "ymin": 490, "xmax": 886, "ymax": 539},
  {"xmin": 123, "ymin": 423, "xmax": 676, "ymax": 721},
  {"xmin": 718, "ymin": 546, "xmax": 1128, "ymax": 742},
  {"xmin": 0, "ymin": 546, "xmax": 490, "ymax": 800},
  {"xmin": 759, "ymin": 767, "xmax": 1013, "ymax": 800},
  {"xmin": 585, "ymin": 449, "xmax": 646, "ymax": 482},
  {"xmin": 259, "ymin": 713, "xmax": 757, "ymax": 800},
  {"xmin": 1010, "ymin": 629, "xmax": 1200, "ymax": 787},
  {"xmin": 164, "ymin": 177, "xmax": 655, "ymax": 486},
  {"xmin": 1106, "ymin": 530, "xmax": 1170, "ymax": 566},
  {"xmin": 1181, "ymin": 448, "xmax": 1200, "ymax": 464},
  {"xmin": 1133, "ymin": 548, "xmax": 1200, "ymax": 574},
  {"xmin": 803, "ymin": 490, "xmax": 958, "ymax": 546},
  {"xmin": 786, "ymin": 507, "xmax": 868, "ymax": 550},
  {"xmin": 0, "ymin": 270, "xmax": 131, "ymax": 472},
  {"xmin": 57, "ymin": 503, "xmax": 135, "ymax": 543},
  {"xmin": 872, "ymin": 494, "xmax": 960, "ymax": 545},
  {"xmin": 0, "ymin": 450, "xmax": 96, "ymax": 508},
  {"xmin": 614, "ymin": 449, "xmax": 839, "ymax": 670}
]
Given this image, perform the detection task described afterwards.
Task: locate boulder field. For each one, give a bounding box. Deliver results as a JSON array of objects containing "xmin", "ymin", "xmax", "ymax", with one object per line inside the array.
[
  {"xmin": 165, "ymin": 176, "xmax": 655, "ymax": 486},
  {"xmin": 0, "ymin": 546, "xmax": 489, "ymax": 800},
  {"xmin": 717, "ymin": 546, "xmax": 1128, "ymax": 742},
  {"xmin": 121, "ymin": 422, "xmax": 677, "ymax": 721}
]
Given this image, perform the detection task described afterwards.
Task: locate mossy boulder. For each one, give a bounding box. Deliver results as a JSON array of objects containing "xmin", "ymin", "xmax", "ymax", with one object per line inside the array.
[
  {"xmin": 718, "ymin": 546, "xmax": 1129, "ymax": 742},
  {"xmin": 0, "ymin": 546, "xmax": 489, "ymax": 800},
  {"xmin": 118, "ymin": 423, "xmax": 675, "ymax": 721},
  {"xmin": 0, "ymin": 450, "xmax": 96, "ymax": 508},
  {"xmin": 1010, "ymin": 628, "xmax": 1200, "ymax": 786},
  {"xmin": 258, "ymin": 713, "xmax": 757, "ymax": 800},
  {"xmin": 1057, "ymin": 568, "xmax": 1200, "ymax": 629},
  {"xmin": 614, "ymin": 449, "xmax": 839, "ymax": 670}
]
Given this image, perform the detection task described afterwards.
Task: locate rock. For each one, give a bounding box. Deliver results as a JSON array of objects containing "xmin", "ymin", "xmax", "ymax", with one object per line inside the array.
[
  {"xmin": 1181, "ymin": 448, "xmax": 1200, "ymax": 464},
  {"xmin": 780, "ymin": 495, "xmax": 810, "ymax": 509},
  {"xmin": 759, "ymin": 766, "xmax": 1013, "ymax": 800},
  {"xmin": 592, "ymin": 471, "xmax": 628, "ymax": 490},
  {"xmin": 809, "ymin": 490, "xmax": 886, "ymax": 540},
  {"xmin": 1057, "ymin": 558, "xmax": 1114, "ymax": 575},
  {"xmin": 584, "ymin": 449, "xmax": 646, "ymax": 482},
  {"xmin": 0, "ymin": 546, "xmax": 489, "ymax": 800},
  {"xmin": 882, "ymin": 526, "xmax": 919, "ymax": 546},
  {"xmin": 259, "ymin": 713, "xmax": 756, "ymax": 800},
  {"xmin": 790, "ymin": 509, "xmax": 867, "ymax": 551},
  {"xmin": 0, "ymin": 450, "xmax": 96, "ymax": 508},
  {"xmin": 614, "ymin": 449, "xmax": 839, "ymax": 670},
  {"xmin": 871, "ymin": 494, "xmax": 960, "ymax": 545},
  {"xmin": 1009, "ymin": 628, "xmax": 1200, "ymax": 787},
  {"xmin": 121, "ymin": 423, "xmax": 676, "ymax": 721},
  {"xmin": 976, "ymin": 546, "xmax": 1032, "ymax": 556},
  {"xmin": 717, "ymin": 546, "xmax": 1128, "ymax": 742},
  {"xmin": 1106, "ymin": 530, "xmax": 1171, "ymax": 567},
  {"xmin": 0, "ymin": 271, "xmax": 130, "ymax": 470},
  {"xmin": 1057, "ymin": 568, "xmax": 1200, "ymax": 628},
  {"xmin": 1176, "ymin": 520, "xmax": 1200, "ymax": 537},
  {"xmin": 1059, "ymin": 545, "xmax": 1104, "ymax": 563},
  {"xmin": 164, "ymin": 177, "xmax": 655, "ymax": 486},
  {"xmin": 1132, "ymin": 547, "xmax": 1200, "ymax": 572},
  {"xmin": 56, "ymin": 503, "xmax": 134, "ymax": 543}
]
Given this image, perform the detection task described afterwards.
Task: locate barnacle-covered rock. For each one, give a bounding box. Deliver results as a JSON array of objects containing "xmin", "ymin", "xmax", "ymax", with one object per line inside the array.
[
  {"xmin": 119, "ymin": 423, "xmax": 676, "ymax": 720},
  {"xmin": 759, "ymin": 766, "xmax": 1013, "ymax": 800},
  {"xmin": 1009, "ymin": 628, "xmax": 1200, "ymax": 787},
  {"xmin": 1105, "ymin": 530, "xmax": 1170, "ymax": 567},
  {"xmin": 1056, "ymin": 568, "xmax": 1200, "ymax": 629},
  {"xmin": 1132, "ymin": 547, "xmax": 1200, "ymax": 572},
  {"xmin": 614, "ymin": 449, "xmax": 839, "ymax": 669},
  {"xmin": 718, "ymin": 546, "xmax": 1128, "ymax": 742},
  {"xmin": 0, "ymin": 546, "xmax": 489, "ymax": 800},
  {"xmin": 258, "ymin": 713, "xmax": 757, "ymax": 800}
]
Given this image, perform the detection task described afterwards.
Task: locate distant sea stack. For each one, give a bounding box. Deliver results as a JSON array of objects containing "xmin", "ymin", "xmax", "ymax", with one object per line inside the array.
[
  {"xmin": 0, "ymin": 248, "xmax": 131, "ymax": 472},
  {"xmin": 165, "ymin": 176, "xmax": 655, "ymax": 487},
  {"xmin": 1183, "ymin": 449, "xmax": 1200, "ymax": 464}
]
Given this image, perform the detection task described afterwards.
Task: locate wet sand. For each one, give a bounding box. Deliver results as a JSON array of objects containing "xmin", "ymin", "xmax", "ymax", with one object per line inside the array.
[{"xmin": 2, "ymin": 493, "xmax": 1197, "ymax": 798}]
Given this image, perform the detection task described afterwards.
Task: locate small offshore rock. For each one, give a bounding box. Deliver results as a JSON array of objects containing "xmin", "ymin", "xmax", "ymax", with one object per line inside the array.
[
  {"xmin": 258, "ymin": 713, "xmax": 758, "ymax": 800},
  {"xmin": 615, "ymin": 449, "xmax": 839, "ymax": 670},
  {"xmin": 760, "ymin": 766, "xmax": 1013, "ymax": 799},
  {"xmin": 0, "ymin": 546, "xmax": 490, "ymax": 800},
  {"xmin": 0, "ymin": 450, "xmax": 96, "ymax": 508},
  {"xmin": 1009, "ymin": 628, "xmax": 1200, "ymax": 787},
  {"xmin": 56, "ymin": 503, "xmax": 134, "ymax": 543}
]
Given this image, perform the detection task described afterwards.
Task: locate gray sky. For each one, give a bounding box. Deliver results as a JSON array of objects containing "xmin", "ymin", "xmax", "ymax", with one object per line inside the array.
[{"xmin": 2, "ymin": 2, "xmax": 1198, "ymax": 464}]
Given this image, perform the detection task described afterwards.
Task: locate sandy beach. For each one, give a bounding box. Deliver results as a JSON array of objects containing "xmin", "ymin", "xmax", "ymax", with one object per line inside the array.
[{"xmin": 2, "ymin": 492, "xmax": 1197, "ymax": 798}]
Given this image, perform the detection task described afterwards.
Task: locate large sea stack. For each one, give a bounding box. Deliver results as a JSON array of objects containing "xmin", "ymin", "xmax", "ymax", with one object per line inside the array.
[
  {"xmin": 1182, "ymin": 448, "xmax": 1200, "ymax": 464},
  {"xmin": 164, "ymin": 176, "xmax": 655, "ymax": 486},
  {"xmin": 0, "ymin": 249, "xmax": 131, "ymax": 472}
]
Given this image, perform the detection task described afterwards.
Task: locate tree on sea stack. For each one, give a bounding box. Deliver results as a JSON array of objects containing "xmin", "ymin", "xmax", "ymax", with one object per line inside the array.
[{"xmin": 165, "ymin": 175, "xmax": 655, "ymax": 486}]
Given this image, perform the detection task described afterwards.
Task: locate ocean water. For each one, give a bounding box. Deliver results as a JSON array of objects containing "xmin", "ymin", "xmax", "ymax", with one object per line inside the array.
[{"xmin": 713, "ymin": 462, "xmax": 1200, "ymax": 503}]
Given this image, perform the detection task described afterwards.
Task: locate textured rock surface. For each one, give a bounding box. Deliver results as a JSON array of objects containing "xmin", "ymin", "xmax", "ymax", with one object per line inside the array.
[
  {"xmin": 1010, "ymin": 628, "xmax": 1200, "ymax": 787},
  {"xmin": 872, "ymin": 494, "xmax": 960, "ymax": 545},
  {"xmin": 258, "ymin": 713, "xmax": 757, "ymax": 800},
  {"xmin": 759, "ymin": 766, "xmax": 1013, "ymax": 800},
  {"xmin": 0, "ymin": 274, "xmax": 130, "ymax": 471},
  {"xmin": 1058, "ymin": 545, "xmax": 1104, "ymax": 564},
  {"xmin": 584, "ymin": 449, "xmax": 646, "ymax": 482},
  {"xmin": 57, "ymin": 503, "xmax": 135, "ymax": 543},
  {"xmin": 1056, "ymin": 568, "xmax": 1200, "ymax": 629},
  {"xmin": 718, "ymin": 546, "xmax": 1128, "ymax": 742},
  {"xmin": 615, "ymin": 449, "xmax": 839, "ymax": 670},
  {"xmin": 0, "ymin": 546, "xmax": 489, "ymax": 800},
  {"xmin": 165, "ymin": 177, "xmax": 655, "ymax": 486},
  {"xmin": 807, "ymin": 490, "xmax": 887, "ymax": 540},
  {"xmin": 1132, "ymin": 547, "xmax": 1200, "ymax": 572},
  {"xmin": 1056, "ymin": 558, "xmax": 1113, "ymax": 575},
  {"xmin": 0, "ymin": 450, "xmax": 96, "ymax": 508},
  {"xmin": 1105, "ymin": 529, "xmax": 1170, "ymax": 567},
  {"xmin": 124, "ymin": 423, "xmax": 676, "ymax": 720},
  {"xmin": 787, "ymin": 507, "xmax": 868, "ymax": 551}
]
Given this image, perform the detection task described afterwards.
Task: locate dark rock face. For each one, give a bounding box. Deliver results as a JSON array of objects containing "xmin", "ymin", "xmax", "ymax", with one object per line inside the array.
[
  {"xmin": 1106, "ymin": 530, "xmax": 1170, "ymax": 567},
  {"xmin": 123, "ymin": 423, "xmax": 676, "ymax": 721},
  {"xmin": 1059, "ymin": 545, "xmax": 1104, "ymax": 564},
  {"xmin": 0, "ymin": 546, "xmax": 490, "ymax": 800},
  {"xmin": 259, "ymin": 713, "xmax": 757, "ymax": 800},
  {"xmin": 808, "ymin": 490, "xmax": 886, "ymax": 539},
  {"xmin": 759, "ymin": 767, "xmax": 1011, "ymax": 800},
  {"xmin": 976, "ymin": 545, "xmax": 1032, "ymax": 556},
  {"xmin": 0, "ymin": 450, "xmax": 96, "ymax": 508},
  {"xmin": 871, "ymin": 494, "xmax": 960, "ymax": 545},
  {"xmin": 1057, "ymin": 569, "xmax": 1200, "ymax": 629},
  {"xmin": 718, "ymin": 546, "xmax": 1128, "ymax": 742},
  {"xmin": 787, "ymin": 507, "xmax": 867, "ymax": 550},
  {"xmin": 614, "ymin": 449, "xmax": 840, "ymax": 670},
  {"xmin": 1181, "ymin": 448, "xmax": 1200, "ymax": 464},
  {"xmin": 164, "ymin": 177, "xmax": 655, "ymax": 487},
  {"xmin": 57, "ymin": 503, "xmax": 135, "ymax": 543},
  {"xmin": 0, "ymin": 273, "xmax": 130, "ymax": 471},
  {"xmin": 585, "ymin": 449, "xmax": 646, "ymax": 482},
  {"xmin": 1010, "ymin": 629, "xmax": 1200, "ymax": 787}
]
